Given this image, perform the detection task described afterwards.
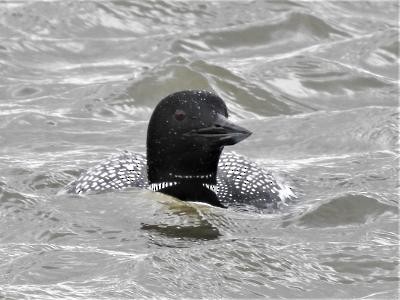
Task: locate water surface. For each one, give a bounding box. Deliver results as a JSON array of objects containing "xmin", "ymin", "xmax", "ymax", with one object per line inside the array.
[{"xmin": 0, "ymin": 1, "xmax": 398, "ymax": 299}]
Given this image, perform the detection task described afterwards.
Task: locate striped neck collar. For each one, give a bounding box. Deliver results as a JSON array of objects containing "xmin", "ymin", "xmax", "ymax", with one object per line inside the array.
[
  {"xmin": 149, "ymin": 181, "xmax": 178, "ymax": 192},
  {"xmin": 149, "ymin": 181, "xmax": 217, "ymax": 192},
  {"xmin": 168, "ymin": 173, "xmax": 213, "ymax": 180}
]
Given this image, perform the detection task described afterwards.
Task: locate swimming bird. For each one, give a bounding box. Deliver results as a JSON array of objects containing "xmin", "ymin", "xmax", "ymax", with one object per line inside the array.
[{"xmin": 66, "ymin": 90, "xmax": 294, "ymax": 210}]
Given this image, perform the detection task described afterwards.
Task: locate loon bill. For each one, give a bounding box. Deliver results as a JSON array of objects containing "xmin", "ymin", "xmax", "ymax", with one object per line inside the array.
[{"xmin": 66, "ymin": 90, "xmax": 295, "ymax": 210}]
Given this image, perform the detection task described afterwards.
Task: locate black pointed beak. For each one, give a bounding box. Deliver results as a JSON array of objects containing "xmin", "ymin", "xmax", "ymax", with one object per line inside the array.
[{"xmin": 185, "ymin": 114, "xmax": 252, "ymax": 146}]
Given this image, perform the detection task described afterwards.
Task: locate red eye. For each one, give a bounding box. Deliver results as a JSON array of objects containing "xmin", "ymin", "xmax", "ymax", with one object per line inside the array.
[{"xmin": 174, "ymin": 109, "xmax": 186, "ymax": 121}]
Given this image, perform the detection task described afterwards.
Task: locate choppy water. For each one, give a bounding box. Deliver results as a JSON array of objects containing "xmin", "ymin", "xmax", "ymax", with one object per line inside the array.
[{"xmin": 0, "ymin": 1, "xmax": 399, "ymax": 299}]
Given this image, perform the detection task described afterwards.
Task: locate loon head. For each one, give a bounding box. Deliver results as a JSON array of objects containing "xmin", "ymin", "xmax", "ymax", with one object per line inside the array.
[{"xmin": 147, "ymin": 90, "xmax": 252, "ymax": 186}]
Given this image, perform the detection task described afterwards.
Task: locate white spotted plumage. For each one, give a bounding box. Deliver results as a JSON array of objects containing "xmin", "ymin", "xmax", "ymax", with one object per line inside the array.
[
  {"xmin": 67, "ymin": 150, "xmax": 148, "ymax": 194},
  {"xmin": 67, "ymin": 151, "xmax": 294, "ymax": 209},
  {"xmin": 215, "ymin": 152, "xmax": 295, "ymax": 209}
]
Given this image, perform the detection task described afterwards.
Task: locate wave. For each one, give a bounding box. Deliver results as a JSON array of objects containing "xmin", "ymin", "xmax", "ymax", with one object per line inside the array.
[{"xmin": 287, "ymin": 194, "xmax": 398, "ymax": 228}]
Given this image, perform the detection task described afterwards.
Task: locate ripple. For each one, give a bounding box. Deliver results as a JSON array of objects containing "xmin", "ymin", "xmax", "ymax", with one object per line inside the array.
[
  {"xmin": 141, "ymin": 222, "xmax": 221, "ymax": 241},
  {"xmin": 296, "ymin": 194, "xmax": 398, "ymax": 228},
  {"xmin": 0, "ymin": 183, "xmax": 38, "ymax": 212},
  {"xmin": 246, "ymin": 54, "xmax": 397, "ymax": 112},
  {"xmin": 0, "ymin": 243, "xmax": 147, "ymax": 295},
  {"xmin": 11, "ymin": 85, "xmax": 42, "ymax": 98},
  {"xmin": 126, "ymin": 57, "xmax": 211, "ymax": 109},
  {"xmin": 126, "ymin": 57, "xmax": 297, "ymax": 118},
  {"xmin": 172, "ymin": 11, "xmax": 350, "ymax": 55}
]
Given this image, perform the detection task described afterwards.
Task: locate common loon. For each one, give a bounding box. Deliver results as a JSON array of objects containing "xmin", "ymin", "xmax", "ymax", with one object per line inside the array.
[{"xmin": 66, "ymin": 90, "xmax": 294, "ymax": 210}]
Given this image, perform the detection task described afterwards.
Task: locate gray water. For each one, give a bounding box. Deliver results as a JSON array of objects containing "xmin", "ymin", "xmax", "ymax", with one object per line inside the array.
[{"xmin": 0, "ymin": 1, "xmax": 399, "ymax": 299}]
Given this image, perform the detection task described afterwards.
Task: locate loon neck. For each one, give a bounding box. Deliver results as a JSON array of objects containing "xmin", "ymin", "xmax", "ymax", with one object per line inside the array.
[
  {"xmin": 147, "ymin": 147, "xmax": 222, "ymax": 185},
  {"xmin": 146, "ymin": 148, "xmax": 224, "ymax": 207}
]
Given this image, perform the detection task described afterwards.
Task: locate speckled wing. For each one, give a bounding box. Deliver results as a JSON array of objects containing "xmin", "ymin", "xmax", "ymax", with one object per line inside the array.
[
  {"xmin": 66, "ymin": 151, "xmax": 295, "ymax": 210},
  {"xmin": 66, "ymin": 151, "xmax": 148, "ymax": 194},
  {"xmin": 216, "ymin": 152, "xmax": 295, "ymax": 209}
]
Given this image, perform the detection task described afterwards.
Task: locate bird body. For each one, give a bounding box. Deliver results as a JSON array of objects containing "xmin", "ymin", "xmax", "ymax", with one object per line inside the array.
[{"xmin": 66, "ymin": 90, "xmax": 294, "ymax": 210}]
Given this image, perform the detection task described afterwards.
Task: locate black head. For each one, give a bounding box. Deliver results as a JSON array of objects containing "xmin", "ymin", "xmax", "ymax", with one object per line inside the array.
[{"xmin": 147, "ymin": 90, "xmax": 251, "ymax": 185}]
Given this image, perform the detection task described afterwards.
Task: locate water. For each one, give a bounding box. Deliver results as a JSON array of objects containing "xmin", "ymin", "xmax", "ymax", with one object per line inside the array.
[{"xmin": 0, "ymin": 1, "xmax": 398, "ymax": 299}]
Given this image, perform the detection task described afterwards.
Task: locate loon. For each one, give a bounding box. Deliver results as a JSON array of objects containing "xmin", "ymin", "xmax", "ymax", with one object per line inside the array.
[{"xmin": 66, "ymin": 90, "xmax": 294, "ymax": 210}]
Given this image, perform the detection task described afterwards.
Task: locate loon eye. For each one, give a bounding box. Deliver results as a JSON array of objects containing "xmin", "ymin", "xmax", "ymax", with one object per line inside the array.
[{"xmin": 174, "ymin": 109, "xmax": 186, "ymax": 121}]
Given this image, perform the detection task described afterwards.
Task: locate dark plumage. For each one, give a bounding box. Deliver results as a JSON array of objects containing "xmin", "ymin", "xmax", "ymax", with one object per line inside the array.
[{"xmin": 66, "ymin": 90, "xmax": 294, "ymax": 210}]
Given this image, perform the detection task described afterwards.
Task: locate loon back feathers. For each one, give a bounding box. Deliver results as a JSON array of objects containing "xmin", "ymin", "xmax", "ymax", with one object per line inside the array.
[
  {"xmin": 67, "ymin": 151, "xmax": 147, "ymax": 194},
  {"xmin": 67, "ymin": 151, "xmax": 294, "ymax": 210}
]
